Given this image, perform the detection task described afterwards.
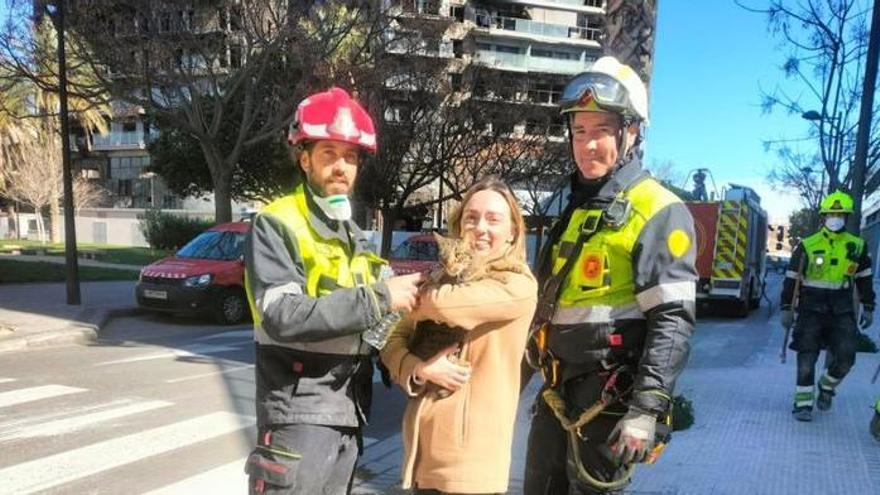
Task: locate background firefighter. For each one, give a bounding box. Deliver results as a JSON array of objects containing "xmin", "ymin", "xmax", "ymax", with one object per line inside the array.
[
  {"xmin": 522, "ymin": 56, "xmax": 697, "ymax": 494},
  {"xmin": 780, "ymin": 190, "xmax": 875, "ymax": 423},
  {"xmin": 243, "ymin": 87, "xmax": 424, "ymax": 494}
]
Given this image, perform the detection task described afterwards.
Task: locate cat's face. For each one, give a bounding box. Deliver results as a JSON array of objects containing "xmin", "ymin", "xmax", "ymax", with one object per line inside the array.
[{"xmin": 433, "ymin": 232, "xmax": 474, "ymax": 278}]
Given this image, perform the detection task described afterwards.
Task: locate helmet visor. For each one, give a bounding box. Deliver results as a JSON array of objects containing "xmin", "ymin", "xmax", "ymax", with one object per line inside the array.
[{"xmin": 559, "ymin": 72, "xmax": 631, "ymax": 114}]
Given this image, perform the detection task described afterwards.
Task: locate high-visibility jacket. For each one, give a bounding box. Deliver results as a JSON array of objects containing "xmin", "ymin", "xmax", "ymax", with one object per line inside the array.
[
  {"xmin": 535, "ymin": 158, "xmax": 698, "ymax": 415},
  {"xmin": 244, "ymin": 183, "xmax": 391, "ymax": 427},
  {"xmin": 781, "ymin": 227, "xmax": 875, "ymax": 314}
]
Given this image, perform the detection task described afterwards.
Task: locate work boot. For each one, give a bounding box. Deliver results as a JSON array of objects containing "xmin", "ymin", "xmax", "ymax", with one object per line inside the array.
[
  {"xmin": 817, "ymin": 389, "xmax": 834, "ymax": 411},
  {"xmin": 793, "ymin": 406, "xmax": 813, "ymax": 422},
  {"xmin": 871, "ymin": 412, "xmax": 880, "ymax": 442}
]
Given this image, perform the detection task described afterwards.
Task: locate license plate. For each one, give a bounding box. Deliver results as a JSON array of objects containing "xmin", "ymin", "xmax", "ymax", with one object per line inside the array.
[{"xmin": 143, "ymin": 289, "xmax": 167, "ymax": 300}]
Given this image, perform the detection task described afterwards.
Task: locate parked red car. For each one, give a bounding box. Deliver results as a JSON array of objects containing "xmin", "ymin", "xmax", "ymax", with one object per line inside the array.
[
  {"xmin": 136, "ymin": 222, "xmax": 250, "ymax": 324},
  {"xmin": 389, "ymin": 233, "xmax": 439, "ymax": 275}
]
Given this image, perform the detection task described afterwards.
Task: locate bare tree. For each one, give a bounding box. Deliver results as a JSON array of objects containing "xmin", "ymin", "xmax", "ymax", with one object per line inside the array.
[
  {"xmin": 0, "ymin": 11, "xmax": 109, "ymax": 241},
  {"xmin": 740, "ymin": 0, "xmax": 880, "ymax": 199},
  {"xmin": 604, "ymin": 0, "xmax": 658, "ymax": 82},
  {"xmin": 0, "ymin": 0, "xmax": 394, "ymax": 223}
]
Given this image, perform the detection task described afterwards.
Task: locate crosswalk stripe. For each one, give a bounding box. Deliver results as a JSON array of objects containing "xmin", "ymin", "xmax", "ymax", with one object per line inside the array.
[
  {"xmin": 0, "ymin": 411, "xmax": 256, "ymax": 494},
  {"xmin": 0, "ymin": 378, "xmax": 16, "ymax": 384},
  {"xmin": 165, "ymin": 364, "xmax": 254, "ymax": 384},
  {"xmin": 192, "ymin": 330, "xmax": 253, "ymax": 341},
  {"xmin": 0, "ymin": 399, "xmax": 173, "ymax": 442},
  {"xmin": 143, "ymin": 457, "xmax": 248, "ymax": 495},
  {"xmin": 0, "ymin": 385, "xmax": 86, "ymax": 409},
  {"xmin": 93, "ymin": 344, "xmax": 243, "ymax": 366}
]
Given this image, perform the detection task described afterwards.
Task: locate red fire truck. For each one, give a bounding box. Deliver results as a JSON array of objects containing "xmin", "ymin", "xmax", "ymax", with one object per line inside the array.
[{"xmin": 686, "ymin": 184, "xmax": 768, "ymax": 316}]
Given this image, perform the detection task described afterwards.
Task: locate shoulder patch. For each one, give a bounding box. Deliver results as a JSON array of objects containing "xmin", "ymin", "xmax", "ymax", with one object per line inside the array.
[{"xmin": 667, "ymin": 229, "xmax": 691, "ymax": 258}]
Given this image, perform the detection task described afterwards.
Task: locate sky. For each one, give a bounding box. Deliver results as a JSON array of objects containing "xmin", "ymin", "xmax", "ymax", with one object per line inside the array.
[{"xmin": 647, "ymin": 0, "xmax": 811, "ymax": 224}]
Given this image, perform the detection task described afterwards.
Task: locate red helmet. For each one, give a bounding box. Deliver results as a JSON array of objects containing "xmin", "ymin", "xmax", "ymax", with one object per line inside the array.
[{"xmin": 288, "ymin": 87, "xmax": 377, "ymax": 152}]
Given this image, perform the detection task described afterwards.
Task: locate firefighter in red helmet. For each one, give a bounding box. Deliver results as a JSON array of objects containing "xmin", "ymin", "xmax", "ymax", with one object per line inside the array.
[{"xmin": 244, "ymin": 88, "xmax": 424, "ymax": 494}]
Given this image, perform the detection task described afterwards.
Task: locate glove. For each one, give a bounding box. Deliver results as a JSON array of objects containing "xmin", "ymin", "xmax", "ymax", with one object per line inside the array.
[
  {"xmin": 607, "ymin": 407, "xmax": 657, "ymax": 465},
  {"xmin": 860, "ymin": 310, "xmax": 873, "ymax": 329},
  {"xmin": 780, "ymin": 310, "xmax": 794, "ymax": 330}
]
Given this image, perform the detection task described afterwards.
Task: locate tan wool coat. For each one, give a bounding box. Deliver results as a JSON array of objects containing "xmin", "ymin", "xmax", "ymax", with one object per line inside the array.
[{"xmin": 380, "ymin": 267, "xmax": 538, "ymax": 494}]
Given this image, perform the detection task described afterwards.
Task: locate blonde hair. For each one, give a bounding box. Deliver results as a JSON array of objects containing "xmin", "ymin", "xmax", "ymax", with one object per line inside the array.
[{"xmin": 448, "ymin": 176, "xmax": 528, "ymax": 264}]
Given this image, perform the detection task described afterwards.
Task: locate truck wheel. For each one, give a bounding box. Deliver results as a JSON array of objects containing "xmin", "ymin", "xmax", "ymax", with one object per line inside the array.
[
  {"xmin": 732, "ymin": 286, "xmax": 750, "ymax": 318},
  {"xmin": 749, "ymin": 281, "xmax": 761, "ymax": 310},
  {"xmin": 215, "ymin": 288, "xmax": 248, "ymax": 325}
]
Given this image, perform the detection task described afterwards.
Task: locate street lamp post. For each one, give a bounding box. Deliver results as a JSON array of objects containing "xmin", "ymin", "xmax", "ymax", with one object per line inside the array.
[
  {"xmin": 49, "ymin": 0, "xmax": 81, "ymax": 305},
  {"xmin": 850, "ymin": 0, "xmax": 880, "ymax": 233}
]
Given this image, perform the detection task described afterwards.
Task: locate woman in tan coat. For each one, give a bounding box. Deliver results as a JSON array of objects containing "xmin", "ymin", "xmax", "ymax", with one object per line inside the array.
[{"xmin": 381, "ymin": 177, "xmax": 538, "ymax": 494}]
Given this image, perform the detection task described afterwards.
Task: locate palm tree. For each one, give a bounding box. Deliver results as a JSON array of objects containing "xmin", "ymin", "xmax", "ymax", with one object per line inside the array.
[{"xmin": 0, "ymin": 16, "xmax": 109, "ymax": 242}]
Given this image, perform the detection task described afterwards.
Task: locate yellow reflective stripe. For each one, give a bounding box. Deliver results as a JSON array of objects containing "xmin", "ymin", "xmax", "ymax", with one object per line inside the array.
[{"xmin": 635, "ymin": 281, "xmax": 696, "ymax": 311}]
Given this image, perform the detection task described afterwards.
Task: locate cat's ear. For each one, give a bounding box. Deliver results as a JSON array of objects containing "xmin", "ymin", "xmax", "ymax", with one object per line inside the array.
[{"xmin": 433, "ymin": 232, "xmax": 452, "ymax": 253}]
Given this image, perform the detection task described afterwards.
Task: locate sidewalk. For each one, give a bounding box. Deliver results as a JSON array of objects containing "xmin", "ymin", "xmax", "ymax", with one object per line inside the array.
[
  {"xmin": 352, "ymin": 308, "xmax": 880, "ymax": 494},
  {"xmin": 0, "ymin": 280, "xmax": 142, "ymax": 352}
]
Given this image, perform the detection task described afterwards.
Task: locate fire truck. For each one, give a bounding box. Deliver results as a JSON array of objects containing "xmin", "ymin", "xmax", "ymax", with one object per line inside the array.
[{"xmin": 685, "ymin": 181, "xmax": 768, "ymax": 316}]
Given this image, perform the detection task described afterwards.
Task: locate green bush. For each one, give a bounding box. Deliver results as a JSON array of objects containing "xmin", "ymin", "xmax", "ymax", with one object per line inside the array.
[
  {"xmin": 856, "ymin": 332, "xmax": 879, "ymax": 354},
  {"xmin": 139, "ymin": 209, "xmax": 214, "ymax": 251},
  {"xmin": 672, "ymin": 394, "xmax": 695, "ymax": 431}
]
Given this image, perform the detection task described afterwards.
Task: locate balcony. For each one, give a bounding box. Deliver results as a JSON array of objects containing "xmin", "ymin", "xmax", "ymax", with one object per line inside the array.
[
  {"xmin": 92, "ymin": 131, "xmax": 147, "ymax": 151},
  {"xmin": 398, "ymin": 0, "xmax": 452, "ymax": 19},
  {"xmin": 475, "ymin": 14, "xmax": 601, "ymax": 44},
  {"xmin": 475, "ymin": 50, "xmax": 592, "ymax": 75},
  {"xmin": 503, "ymin": 0, "xmax": 606, "ymax": 13}
]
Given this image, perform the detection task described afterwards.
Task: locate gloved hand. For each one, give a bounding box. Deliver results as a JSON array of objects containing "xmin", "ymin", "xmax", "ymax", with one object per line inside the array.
[
  {"xmin": 780, "ymin": 310, "xmax": 794, "ymax": 330},
  {"xmin": 860, "ymin": 310, "xmax": 874, "ymax": 329},
  {"xmin": 607, "ymin": 407, "xmax": 657, "ymax": 465}
]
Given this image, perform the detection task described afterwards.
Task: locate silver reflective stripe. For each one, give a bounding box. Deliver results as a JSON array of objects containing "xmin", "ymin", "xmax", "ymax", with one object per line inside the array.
[
  {"xmin": 635, "ymin": 281, "xmax": 696, "ymax": 311},
  {"xmin": 855, "ymin": 268, "xmax": 873, "ymax": 278},
  {"xmin": 802, "ymin": 280, "xmax": 845, "ymax": 289},
  {"xmin": 253, "ymin": 324, "xmax": 367, "ymax": 355},
  {"xmin": 260, "ymin": 282, "xmax": 303, "ymax": 314},
  {"xmin": 551, "ymin": 302, "xmax": 644, "ymax": 325},
  {"xmin": 785, "ymin": 270, "xmax": 799, "ymax": 279}
]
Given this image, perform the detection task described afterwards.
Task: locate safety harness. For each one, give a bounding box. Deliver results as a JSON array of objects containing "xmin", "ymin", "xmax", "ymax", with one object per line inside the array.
[{"xmin": 528, "ymin": 176, "xmax": 672, "ymax": 490}]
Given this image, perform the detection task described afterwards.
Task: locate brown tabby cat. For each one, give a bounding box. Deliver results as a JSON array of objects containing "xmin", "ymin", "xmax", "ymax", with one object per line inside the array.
[{"xmin": 408, "ymin": 231, "xmax": 523, "ymax": 398}]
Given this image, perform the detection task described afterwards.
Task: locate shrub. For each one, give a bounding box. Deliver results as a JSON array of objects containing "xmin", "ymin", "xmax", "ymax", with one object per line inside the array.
[
  {"xmin": 856, "ymin": 332, "xmax": 879, "ymax": 354},
  {"xmin": 672, "ymin": 394, "xmax": 695, "ymax": 431},
  {"xmin": 139, "ymin": 209, "xmax": 214, "ymax": 251}
]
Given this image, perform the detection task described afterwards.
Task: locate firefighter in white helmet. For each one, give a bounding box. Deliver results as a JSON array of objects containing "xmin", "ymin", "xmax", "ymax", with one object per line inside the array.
[
  {"xmin": 243, "ymin": 88, "xmax": 424, "ymax": 494},
  {"xmin": 523, "ymin": 56, "xmax": 697, "ymax": 494}
]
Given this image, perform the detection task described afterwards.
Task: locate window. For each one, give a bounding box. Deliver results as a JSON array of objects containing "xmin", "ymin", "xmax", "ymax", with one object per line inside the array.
[
  {"xmin": 453, "ymin": 39, "xmax": 463, "ymax": 58},
  {"xmin": 496, "ymin": 45, "xmax": 520, "ymax": 54},
  {"xmin": 122, "ymin": 121, "xmax": 137, "ymax": 133},
  {"xmin": 160, "ymin": 12, "xmax": 171, "ymax": 32},
  {"xmin": 450, "ymin": 73, "xmax": 462, "ymax": 91},
  {"xmin": 451, "ymin": 5, "xmax": 465, "ymax": 22},
  {"xmin": 230, "ymin": 44, "xmax": 242, "ymax": 68}
]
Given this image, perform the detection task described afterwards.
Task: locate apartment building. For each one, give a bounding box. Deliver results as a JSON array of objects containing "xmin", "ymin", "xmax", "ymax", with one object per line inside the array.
[
  {"xmin": 70, "ymin": 1, "xmax": 247, "ymax": 211},
  {"xmin": 386, "ymin": 0, "xmax": 656, "ymax": 226}
]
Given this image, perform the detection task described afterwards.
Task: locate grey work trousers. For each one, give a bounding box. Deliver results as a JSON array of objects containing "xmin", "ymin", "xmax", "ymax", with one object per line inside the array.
[{"xmin": 247, "ymin": 423, "xmax": 360, "ymax": 495}]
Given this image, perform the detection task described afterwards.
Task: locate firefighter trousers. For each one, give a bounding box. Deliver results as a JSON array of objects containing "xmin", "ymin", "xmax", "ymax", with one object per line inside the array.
[
  {"xmin": 523, "ymin": 373, "xmax": 630, "ymax": 495},
  {"xmin": 792, "ymin": 310, "xmax": 858, "ymax": 388},
  {"xmin": 246, "ymin": 423, "xmax": 359, "ymax": 495}
]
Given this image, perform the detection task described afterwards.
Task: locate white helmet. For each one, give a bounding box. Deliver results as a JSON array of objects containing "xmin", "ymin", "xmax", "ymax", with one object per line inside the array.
[{"xmin": 559, "ymin": 56, "xmax": 649, "ymax": 124}]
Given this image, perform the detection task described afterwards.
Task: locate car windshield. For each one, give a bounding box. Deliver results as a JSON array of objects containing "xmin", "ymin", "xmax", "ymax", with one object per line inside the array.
[
  {"xmin": 392, "ymin": 239, "xmax": 438, "ymax": 261},
  {"xmin": 176, "ymin": 231, "xmax": 246, "ymax": 261}
]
